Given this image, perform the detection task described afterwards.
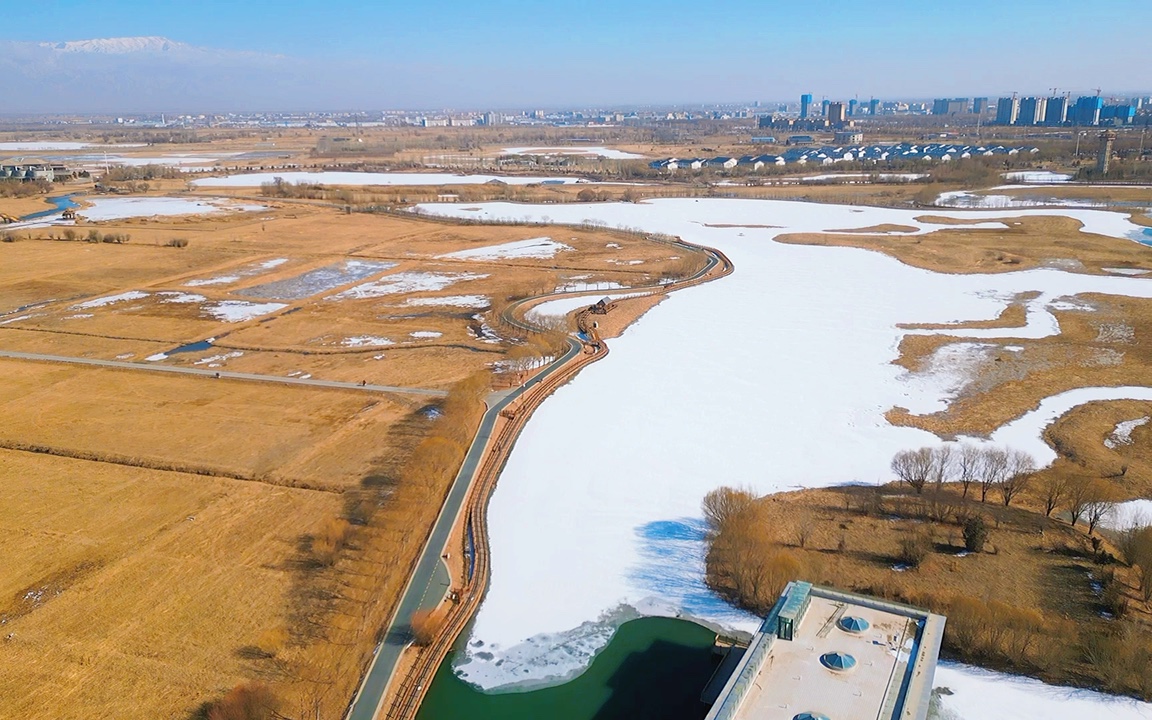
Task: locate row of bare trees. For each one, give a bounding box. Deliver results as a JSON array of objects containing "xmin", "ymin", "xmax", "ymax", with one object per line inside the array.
[
  {"xmin": 890, "ymin": 444, "xmax": 1035, "ymax": 506},
  {"xmin": 891, "ymin": 444, "xmax": 1128, "ymax": 535}
]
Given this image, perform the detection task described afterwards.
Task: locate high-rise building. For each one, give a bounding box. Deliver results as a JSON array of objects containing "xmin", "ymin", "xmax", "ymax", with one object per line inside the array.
[
  {"xmin": 1101, "ymin": 104, "xmax": 1136, "ymax": 125},
  {"xmin": 1017, "ymin": 97, "xmax": 1047, "ymax": 126},
  {"xmin": 869, "ymin": 98, "xmax": 880, "ymax": 116},
  {"xmin": 932, "ymin": 98, "xmax": 969, "ymax": 115},
  {"xmin": 827, "ymin": 101, "xmax": 847, "ymax": 125},
  {"xmin": 973, "ymin": 97, "xmax": 989, "ymax": 115},
  {"xmin": 1072, "ymin": 96, "xmax": 1103, "ymax": 126},
  {"xmin": 821, "ymin": 99, "xmax": 831, "ymax": 117},
  {"xmin": 1044, "ymin": 96, "xmax": 1069, "ymax": 125},
  {"xmin": 995, "ymin": 96, "xmax": 1020, "ymax": 125},
  {"xmin": 848, "ymin": 98, "xmax": 858, "ymax": 116},
  {"xmin": 800, "ymin": 93, "xmax": 813, "ymax": 119}
]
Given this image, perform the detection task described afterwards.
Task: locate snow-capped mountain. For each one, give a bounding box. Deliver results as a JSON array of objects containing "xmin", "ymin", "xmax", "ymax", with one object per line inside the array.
[{"xmin": 38, "ymin": 36, "xmax": 195, "ymax": 54}]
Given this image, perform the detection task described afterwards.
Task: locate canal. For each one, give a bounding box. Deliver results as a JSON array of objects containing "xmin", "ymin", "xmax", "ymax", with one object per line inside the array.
[{"xmin": 416, "ymin": 617, "xmax": 721, "ymax": 720}]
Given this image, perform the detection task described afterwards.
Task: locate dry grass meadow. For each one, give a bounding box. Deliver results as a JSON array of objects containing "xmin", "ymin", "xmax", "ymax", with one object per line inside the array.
[{"xmin": 0, "ymin": 197, "xmax": 699, "ymax": 719}]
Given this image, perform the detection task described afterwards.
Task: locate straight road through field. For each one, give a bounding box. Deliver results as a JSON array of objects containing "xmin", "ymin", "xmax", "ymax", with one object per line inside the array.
[
  {"xmin": 345, "ymin": 337, "xmax": 583, "ymax": 720},
  {"xmin": 0, "ymin": 349, "xmax": 448, "ymax": 397}
]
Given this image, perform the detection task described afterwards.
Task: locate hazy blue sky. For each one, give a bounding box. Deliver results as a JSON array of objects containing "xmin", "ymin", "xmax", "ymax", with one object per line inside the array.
[{"xmin": 1, "ymin": 0, "xmax": 1150, "ymax": 110}]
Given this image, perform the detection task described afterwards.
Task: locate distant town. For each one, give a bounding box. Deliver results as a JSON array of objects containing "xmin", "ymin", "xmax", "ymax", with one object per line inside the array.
[{"xmin": 3, "ymin": 90, "xmax": 1148, "ymax": 132}]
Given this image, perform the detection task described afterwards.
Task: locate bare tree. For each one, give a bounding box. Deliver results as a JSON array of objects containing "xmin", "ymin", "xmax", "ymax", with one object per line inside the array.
[
  {"xmin": 1084, "ymin": 481, "xmax": 1117, "ymax": 535},
  {"xmin": 930, "ymin": 444, "xmax": 955, "ymax": 492},
  {"xmin": 1066, "ymin": 478, "xmax": 1096, "ymax": 527},
  {"xmin": 1039, "ymin": 475, "xmax": 1070, "ymax": 517},
  {"xmin": 702, "ymin": 486, "xmax": 756, "ymax": 533},
  {"xmin": 956, "ymin": 443, "xmax": 982, "ymax": 499},
  {"xmin": 978, "ymin": 448, "xmax": 1008, "ymax": 503},
  {"xmin": 891, "ymin": 448, "xmax": 935, "ymax": 494},
  {"xmin": 998, "ymin": 449, "xmax": 1036, "ymax": 507}
]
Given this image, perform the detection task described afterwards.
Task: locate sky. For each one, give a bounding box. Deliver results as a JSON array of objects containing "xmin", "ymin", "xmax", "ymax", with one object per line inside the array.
[{"xmin": 0, "ymin": 0, "xmax": 1150, "ymax": 111}]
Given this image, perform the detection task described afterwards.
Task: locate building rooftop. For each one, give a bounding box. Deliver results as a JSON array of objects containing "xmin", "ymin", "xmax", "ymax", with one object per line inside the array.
[{"xmin": 704, "ymin": 582, "xmax": 945, "ymax": 720}]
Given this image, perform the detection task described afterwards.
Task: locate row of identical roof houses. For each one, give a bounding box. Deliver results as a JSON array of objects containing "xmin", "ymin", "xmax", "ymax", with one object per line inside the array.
[{"xmin": 650, "ymin": 142, "xmax": 1039, "ymax": 171}]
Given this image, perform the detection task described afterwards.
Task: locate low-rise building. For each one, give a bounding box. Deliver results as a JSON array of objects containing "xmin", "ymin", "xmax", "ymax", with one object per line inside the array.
[{"xmin": 703, "ymin": 581, "xmax": 946, "ymax": 720}]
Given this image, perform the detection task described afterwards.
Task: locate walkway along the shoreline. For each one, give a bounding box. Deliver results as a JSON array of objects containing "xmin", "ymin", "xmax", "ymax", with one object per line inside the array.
[{"xmin": 343, "ymin": 236, "xmax": 734, "ymax": 720}]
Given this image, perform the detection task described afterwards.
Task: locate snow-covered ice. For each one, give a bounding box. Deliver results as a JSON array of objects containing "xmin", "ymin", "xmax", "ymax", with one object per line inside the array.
[
  {"xmin": 501, "ymin": 146, "xmax": 645, "ymax": 160},
  {"xmin": 1105, "ymin": 416, "xmax": 1150, "ymax": 448},
  {"xmin": 329, "ymin": 271, "xmax": 487, "ymax": 300},
  {"xmin": 201, "ymin": 300, "xmax": 287, "ymax": 323},
  {"xmin": 436, "ymin": 237, "xmax": 573, "ymax": 261},
  {"xmin": 415, "ymin": 196, "xmax": 1152, "ymax": 691},
  {"xmin": 801, "ymin": 172, "xmax": 927, "ymax": 182},
  {"xmin": 192, "ymin": 171, "xmax": 602, "ymax": 188},
  {"xmin": 1003, "ymin": 171, "xmax": 1075, "ymax": 183},
  {"xmin": 409, "ymin": 331, "xmax": 443, "ymax": 339},
  {"xmin": 934, "ymin": 662, "xmax": 1152, "ymax": 720},
  {"xmin": 184, "ymin": 258, "xmax": 290, "ymax": 288},
  {"xmin": 157, "ymin": 291, "xmax": 207, "ymax": 304},
  {"xmin": 1105, "ymin": 268, "xmax": 1151, "ymax": 276},
  {"xmin": 525, "ymin": 292, "xmax": 648, "ymax": 323},
  {"xmin": 341, "ymin": 336, "xmax": 394, "ymax": 347},
  {"xmin": 239, "ymin": 260, "xmax": 395, "ymax": 300},
  {"xmin": 1102, "ymin": 499, "xmax": 1152, "ymax": 531},
  {"xmin": 75, "ymin": 197, "xmax": 265, "ymax": 222},
  {"xmin": 71, "ymin": 290, "xmax": 150, "ymax": 309}
]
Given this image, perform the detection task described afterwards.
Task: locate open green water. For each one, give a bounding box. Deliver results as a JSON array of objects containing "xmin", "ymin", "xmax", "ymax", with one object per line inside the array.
[{"xmin": 416, "ymin": 617, "xmax": 720, "ymax": 720}]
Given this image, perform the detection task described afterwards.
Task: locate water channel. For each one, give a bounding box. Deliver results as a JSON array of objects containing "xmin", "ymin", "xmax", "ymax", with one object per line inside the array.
[
  {"xmin": 19, "ymin": 193, "xmax": 80, "ymax": 221},
  {"xmin": 416, "ymin": 617, "xmax": 720, "ymax": 720}
]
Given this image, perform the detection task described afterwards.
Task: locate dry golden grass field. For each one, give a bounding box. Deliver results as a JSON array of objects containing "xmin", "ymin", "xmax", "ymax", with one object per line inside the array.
[{"xmin": 0, "ymin": 198, "xmax": 698, "ymax": 720}]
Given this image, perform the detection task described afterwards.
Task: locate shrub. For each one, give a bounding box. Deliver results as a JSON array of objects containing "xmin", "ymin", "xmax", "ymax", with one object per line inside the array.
[
  {"xmin": 410, "ymin": 608, "xmax": 444, "ymax": 646},
  {"xmin": 166, "ymin": 237, "xmax": 189, "ymax": 248},
  {"xmin": 204, "ymin": 682, "xmax": 280, "ymax": 720},
  {"xmin": 897, "ymin": 531, "xmax": 933, "ymax": 568},
  {"xmin": 86, "ymin": 229, "xmax": 102, "ymax": 243},
  {"xmin": 963, "ymin": 514, "xmax": 989, "ymax": 553},
  {"xmin": 312, "ymin": 517, "xmax": 351, "ymax": 566}
]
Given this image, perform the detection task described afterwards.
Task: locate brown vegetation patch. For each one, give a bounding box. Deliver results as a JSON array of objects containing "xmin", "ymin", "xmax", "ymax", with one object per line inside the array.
[
  {"xmin": 778, "ymin": 215, "xmax": 1150, "ymax": 276},
  {"xmin": 827, "ymin": 223, "xmax": 919, "ymax": 234},
  {"xmin": 889, "ymin": 294, "xmax": 1152, "ymax": 437}
]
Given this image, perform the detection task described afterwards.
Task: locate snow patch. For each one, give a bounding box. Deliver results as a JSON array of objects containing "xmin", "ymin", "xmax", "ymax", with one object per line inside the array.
[
  {"xmin": 934, "ymin": 661, "xmax": 1152, "ymax": 720},
  {"xmin": 341, "ymin": 336, "xmax": 394, "ymax": 347},
  {"xmin": 330, "ymin": 271, "xmax": 487, "ymax": 300},
  {"xmin": 201, "ymin": 300, "xmax": 287, "ymax": 323},
  {"xmin": 156, "ymin": 291, "xmax": 207, "ymax": 304},
  {"xmin": 71, "ymin": 291, "xmax": 149, "ymax": 309},
  {"xmin": 1105, "ymin": 416, "xmax": 1150, "ymax": 449},
  {"xmin": 436, "ymin": 237, "xmax": 573, "ymax": 261}
]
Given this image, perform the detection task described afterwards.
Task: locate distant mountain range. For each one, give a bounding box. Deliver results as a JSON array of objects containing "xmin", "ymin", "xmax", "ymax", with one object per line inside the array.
[
  {"xmin": 38, "ymin": 36, "xmax": 199, "ymax": 54},
  {"xmin": 0, "ymin": 36, "xmax": 350, "ymax": 113}
]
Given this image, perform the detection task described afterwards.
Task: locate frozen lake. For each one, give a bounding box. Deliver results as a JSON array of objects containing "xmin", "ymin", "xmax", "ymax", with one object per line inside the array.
[
  {"xmin": 416, "ymin": 196, "xmax": 1152, "ymax": 701},
  {"xmin": 501, "ymin": 146, "xmax": 645, "ymax": 160}
]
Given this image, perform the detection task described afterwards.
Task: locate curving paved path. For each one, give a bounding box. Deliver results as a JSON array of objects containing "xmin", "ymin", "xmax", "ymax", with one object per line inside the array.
[
  {"xmin": 345, "ymin": 336, "xmax": 583, "ymax": 720},
  {"xmin": 0, "ymin": 350, "xmax": 448, "ymax": 397}
]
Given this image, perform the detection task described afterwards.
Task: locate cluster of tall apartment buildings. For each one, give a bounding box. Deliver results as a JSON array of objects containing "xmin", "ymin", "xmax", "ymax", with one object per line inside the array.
[
  {"xmin": 991, "ymin": 94, "xmax": 1139, "ymax": 126},
  {"xmin": 930, "ymin": 94, "xmax": 1143, "ymax": 126}
]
